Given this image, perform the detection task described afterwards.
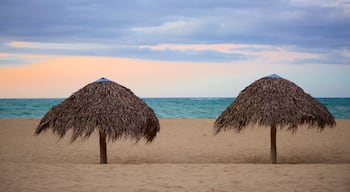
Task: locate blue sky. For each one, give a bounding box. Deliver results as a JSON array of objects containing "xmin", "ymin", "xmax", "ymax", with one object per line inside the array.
[{"xmin": 0, "ymin": 0, "xmax": 350, "ymax": 97}]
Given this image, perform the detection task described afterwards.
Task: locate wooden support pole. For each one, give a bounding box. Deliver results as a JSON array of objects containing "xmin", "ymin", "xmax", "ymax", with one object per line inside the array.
[
  {"xmin": 270, "ymin": 125, "xmax": 277, "ymax": 164},
  {"xmin": 99, "ymin": 130, "xmax": 107, "ymax": 164}
]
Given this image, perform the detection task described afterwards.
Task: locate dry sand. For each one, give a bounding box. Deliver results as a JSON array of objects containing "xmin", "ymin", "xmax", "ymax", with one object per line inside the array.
[{"xmin": 0, "ymin": 118, "xmax": 349, "ymax": 192}]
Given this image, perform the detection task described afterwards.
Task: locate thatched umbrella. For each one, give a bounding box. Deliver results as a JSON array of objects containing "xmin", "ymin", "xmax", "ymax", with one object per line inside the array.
[
  {"xmin": 214, "ymin": 74, "xmax": 335, "ymax": 164},
  {"xmin": 35, "ymin": 77, "xmax": 160, "ymax": 164}
]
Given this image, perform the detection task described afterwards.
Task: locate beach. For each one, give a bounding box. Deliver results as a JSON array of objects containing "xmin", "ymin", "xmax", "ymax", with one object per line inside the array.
[{"xmin": 1, "ymin": 118, "xmax": 349, "ymax": 191}]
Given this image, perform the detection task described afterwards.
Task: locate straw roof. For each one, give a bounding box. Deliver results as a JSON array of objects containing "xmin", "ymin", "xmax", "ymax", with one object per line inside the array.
[
  {"xmin": 35, "ymin": 78, "xmax": 160, "ymax": 142},
  {"xmin": 214, "ymin": 74, "xmax": 335, "ymax": 133}
]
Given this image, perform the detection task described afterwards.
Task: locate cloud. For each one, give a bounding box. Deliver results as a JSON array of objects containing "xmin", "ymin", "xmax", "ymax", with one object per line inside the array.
[
  {"xmin": 3, "ymin": 41, "xmax": 348, "ymax": 66},
  {"xmin": 6, "ymin": 41, "xmax": 116, "ymax": 50},
  {"xmin": 0, "ymin": 0, "xmax": 349, "ymax": 67},
  {"xmin": 139, "ymin": 44, "xmax": 270, "ymax": 53},
  {"xmin": 130, "ymin": 19, "xmax": 201, "ymax": 36},
  {"xmin": 285, "ymin": 0, "xmax": 350, "ymax": 9},
  {"xmin": 1, "ymin": 0, "xmax": 349, "ymax": 47},
  {"xmin": 139, "ymin": 43, "xmax": 321, "ymax": 64},
  {"xmin": 0, "ymin": 52, "xmax": 57, "ymax": 66}
]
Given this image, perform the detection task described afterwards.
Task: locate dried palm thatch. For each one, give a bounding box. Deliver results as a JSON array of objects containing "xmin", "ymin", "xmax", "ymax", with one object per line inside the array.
[
  {"xmin": 35, "ymin": 77, "xmax": 160, "ymax": 164},
  {"xmin": 214, "ymin": 74, "xmax": 335, "ymax": 163}
]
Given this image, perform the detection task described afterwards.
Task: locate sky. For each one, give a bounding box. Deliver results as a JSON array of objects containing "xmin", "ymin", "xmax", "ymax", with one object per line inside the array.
[{"xmin": 0, "ymin": 0, "xmax": 350, "ymax": 98}]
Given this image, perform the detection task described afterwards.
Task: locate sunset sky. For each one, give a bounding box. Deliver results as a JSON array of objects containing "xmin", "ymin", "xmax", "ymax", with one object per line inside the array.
[{"xmin": 1, "ymin": 0, "xmax": 350, "ymax": 98}]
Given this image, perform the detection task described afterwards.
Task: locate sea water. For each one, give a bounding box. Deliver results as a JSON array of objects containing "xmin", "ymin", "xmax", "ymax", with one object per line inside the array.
[{"xmin": 0, "ymin": 98, "xmax": 349, "ymax": 119}]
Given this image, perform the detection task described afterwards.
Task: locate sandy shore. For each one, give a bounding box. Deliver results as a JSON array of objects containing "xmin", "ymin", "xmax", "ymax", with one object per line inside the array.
[{"xmin": 0, "ymin": 118, "xmax": 349, "ymax": 191}]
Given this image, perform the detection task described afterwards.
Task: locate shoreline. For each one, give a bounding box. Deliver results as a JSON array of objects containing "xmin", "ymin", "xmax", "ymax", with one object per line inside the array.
[
  {"xmin": 2, "ymin": 98, "xmax": 350, "ymax": 119},
  {"xmin": 1, "ymin": 117, "xmax": 350, "ymax": 120}
]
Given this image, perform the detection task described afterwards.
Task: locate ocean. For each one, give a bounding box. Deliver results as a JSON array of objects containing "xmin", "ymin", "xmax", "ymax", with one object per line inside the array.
[{"xmin": 0, "ymin": 98, "xmax": 350, "ymax": 119}]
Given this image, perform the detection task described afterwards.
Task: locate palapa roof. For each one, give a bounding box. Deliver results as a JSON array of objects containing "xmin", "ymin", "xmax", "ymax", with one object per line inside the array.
[
  {"xmin": 35, "ymin": 77, "xmax": 160, "ymax": 142},
  {"xmin": 214, "ymin": 74, "xmax": 335, "ymax": 133}
]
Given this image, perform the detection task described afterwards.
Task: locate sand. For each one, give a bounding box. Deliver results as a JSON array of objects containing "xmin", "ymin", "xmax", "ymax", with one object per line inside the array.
[{"xmin": 0, "ymin": 118, "xmax": 349, "ymax": 192}]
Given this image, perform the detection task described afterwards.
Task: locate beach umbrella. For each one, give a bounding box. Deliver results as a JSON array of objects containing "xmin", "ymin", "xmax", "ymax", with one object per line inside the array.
[
  {"xmin": 35, "ymin": 77, "xmax": 160, "ymax": 164},
  {"xmin": 214, "ymin": 74, "xmax": 335, "ymax": 164}
]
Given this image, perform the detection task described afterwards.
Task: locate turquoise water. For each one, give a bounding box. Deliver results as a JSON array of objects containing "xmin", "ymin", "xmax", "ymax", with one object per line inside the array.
[{"xmin": 0, "ymin": 98, "xmax": 349, "ymax": 119}]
